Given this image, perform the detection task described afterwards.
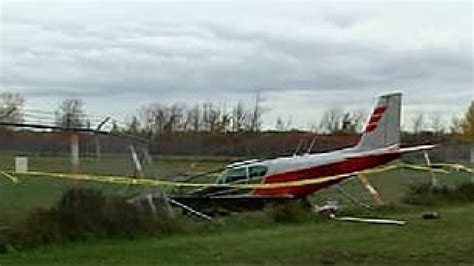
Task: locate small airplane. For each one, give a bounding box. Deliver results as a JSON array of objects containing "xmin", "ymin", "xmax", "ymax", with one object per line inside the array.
[{"xmin": 167, "ymin": 92, "xmax": 436, "ymax": 214}]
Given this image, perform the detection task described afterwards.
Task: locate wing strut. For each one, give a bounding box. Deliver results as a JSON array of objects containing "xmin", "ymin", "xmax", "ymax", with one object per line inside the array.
[
  {"xmin": 168, "ymin": 198, "xmax": 213, "ymax": 221},
  {"xmin": 335, "ymin": 184, "xmax": 373, "ymax": 210}
]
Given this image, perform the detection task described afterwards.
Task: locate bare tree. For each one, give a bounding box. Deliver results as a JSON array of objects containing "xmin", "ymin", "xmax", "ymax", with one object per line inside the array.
[
  {"xmin": 275, "ymin": 115, "xmax": 292, "ymax": 131},
  {"xmin": 319, "ymin": 108, "xmax": 343, "ymax": 133},
  {"xmin": 55, "ymin": 98, "xmax": 87, "ymax": 129},
  {"xmin": 249, "ymin": 93, "xmax": 264, "ymax": 132},
  {"xmin": 110, "ymin": 120, "xmax": 121, "ymax": 134},
  {"xmin": 428, "ymin": 112, "xmax": 444, "ymax": 135},
  {"xmin": 411, "ymin": 113, "xmax": 425, "ymax": 134},
  {"xmin": 140, "ymin": 103, "xmax": 163, "ymax": 135},
  {"xmin": 460, "ymin": 101, "xmax": 473, "ymax": 139},
  {"xmin": 202, "ymin": 102, "xmax": 221, "ymax": 132},
  {"xmin": 125, "ymin": 115, "xmax": 141, "ymax": 135},
  {"xmin": 139, "ymin": 103, "xmax": 187, "ymax": 134},
  {"xmin": 0, "ymin": 92, "xmax": 24, "ymax": 123},
  {"xmin": 219, "ymin": 111, "xmax": 232, "ymax": 133},
  {"xmin": 232, "ymin": 101, "xmax": 247, "ymax": 132},
  {"xmin": 449, "ymin": 115, "xmax": 463, "ymax": 134},
  {"xmin": 164, "ymin": 103, "xmax": 184, "ymax": 133},
  {"xmin": 187, "ymin": 104, "xmax": 201, "ymax": 132},
  {"xmin": 340, "ymin": 111, "xmax": 366, "ymax": 134},
  {"xmin": 351, "ymin": 110, "xmax": 366, "ymax": 133}
]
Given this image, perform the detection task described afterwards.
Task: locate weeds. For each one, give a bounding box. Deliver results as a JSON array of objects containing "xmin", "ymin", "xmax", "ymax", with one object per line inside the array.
[
  {"xmin": 7, "ymin": 188, "xmax": 183, "ymax": 249},
  {"xmin": 266, "ymin": 200, "xmax": 314, "ymax": 223},
  {"xmin": 404, "ymin": 182, "xmax": 474, "ymax": 206}
]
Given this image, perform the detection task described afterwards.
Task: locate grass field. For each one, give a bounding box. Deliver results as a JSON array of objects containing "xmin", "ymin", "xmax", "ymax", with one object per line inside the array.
[
  {"xmin": 0, "ymin": 152, "xmax": 473, "ymax": 265},
  {"xmin": 1, "ymin": 203, "xmax": 473, "ymax": 265}
]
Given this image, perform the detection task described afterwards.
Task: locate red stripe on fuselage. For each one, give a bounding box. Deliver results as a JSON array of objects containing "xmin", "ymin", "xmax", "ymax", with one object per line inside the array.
[{"xmin": 253, "ymin": 152, "xmax": 400, "ymax": 197}]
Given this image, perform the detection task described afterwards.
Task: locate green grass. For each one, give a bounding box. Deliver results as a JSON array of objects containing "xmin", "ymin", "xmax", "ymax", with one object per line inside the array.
[{"xmin": 1, "ymin": 203, "xmax": 473, "ymax": 265}]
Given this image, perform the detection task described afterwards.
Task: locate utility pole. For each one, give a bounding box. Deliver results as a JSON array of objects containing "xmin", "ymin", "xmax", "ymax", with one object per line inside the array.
[
  {"xmin": 94, "ymin": 117, "xmax": 110, "ymax": 161},
  {"xmin": 71, "ymin": 133, "xmax": 80, "ymax": 174}
]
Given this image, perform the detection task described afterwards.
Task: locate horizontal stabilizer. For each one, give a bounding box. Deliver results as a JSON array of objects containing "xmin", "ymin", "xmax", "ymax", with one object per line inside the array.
[{"xmin": 399, "ymin": 145, "xmax": 437, "ymax": 153}]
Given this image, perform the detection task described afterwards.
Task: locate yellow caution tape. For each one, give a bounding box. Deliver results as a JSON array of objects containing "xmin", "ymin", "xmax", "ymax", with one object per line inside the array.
[
  {"xmin": 429, "ymin": 163, "xmax": 474, "ymax": 173},
  {"xmin": 6, "ymin": 170, "xmax": 351, "ymax": 189},
  {"xmin": 1, "ymin": 171, "xmax": 19, "ymax": 183},
  {"xmin": 396, "ymin": 163, "xmax": 450, "ymax": 173},
  {"xmin": 3, "ymin": 162, "xmax": 471, "ymax": 189}
]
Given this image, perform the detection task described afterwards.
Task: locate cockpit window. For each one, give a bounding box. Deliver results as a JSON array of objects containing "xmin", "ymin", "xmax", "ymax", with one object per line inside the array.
[
  {"xmin": 217, "ymin": 167, "xmax": 248, "ymax": 184},
  {"xmin": 248, "ymin": 165, "xmax": 268, "ymax": 178},
  {"xmin": 216, "ymin": 165, "xmax": 268, "ymax": 184}
]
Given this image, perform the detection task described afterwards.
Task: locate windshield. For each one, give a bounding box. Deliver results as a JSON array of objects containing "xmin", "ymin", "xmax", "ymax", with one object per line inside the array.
[
  {"xmin": 216, "ymin": 165, "xmax": 268, "ymax": 184},
  {"xmin": 216, "ymin": 167, "xmax": 247, "ymax": 184},
  {"xmin": 248, "ymin": 165, "xmax": 268, "ymax": 178}
]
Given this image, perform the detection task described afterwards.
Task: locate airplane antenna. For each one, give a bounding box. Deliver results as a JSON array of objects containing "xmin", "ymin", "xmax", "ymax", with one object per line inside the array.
[
  {"xmin": 293, "ymin": 139, "xmax": 303, "ymax": 156},
  {"xmin": 306, "ymin": 135, "xmax": 319, "ymax": 154}
]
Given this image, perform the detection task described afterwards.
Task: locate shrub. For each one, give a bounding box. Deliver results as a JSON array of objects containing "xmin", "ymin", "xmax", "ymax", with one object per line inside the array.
[
  {"xmin": 404, "ymin": 182, "xmax": 474, "ymax": 205},
  {"xmin": 7, "ymin": 188, "xmax": 184, "ymax": 249},
  {"xmin": 9, "ymin": 208, "xmax": 62, "ymax": 248},
  {"xmin": 266, "ymin": 200, "xmax": 313, "ymax": 223}
]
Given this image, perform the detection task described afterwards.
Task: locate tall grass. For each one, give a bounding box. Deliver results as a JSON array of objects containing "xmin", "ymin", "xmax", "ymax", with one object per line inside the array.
[
  {"xmin": 404, "ymin": 182, "xmax": 474, "ymax": 205},
  {"xmin": 6, "ymin": 188, "xmax": 183, "ymax": 249},
  {"xmin": 3, "ymin": 189, "xmax": 321, "ymax": 250}
]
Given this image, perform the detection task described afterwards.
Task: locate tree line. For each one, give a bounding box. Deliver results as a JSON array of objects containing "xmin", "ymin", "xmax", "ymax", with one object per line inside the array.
[
  {"xmin": 1, "ymin": 91, "xmax": 473, "ymax": 140},
  {"xmin": 125, "ymin": 93, "xmax": 265, "ymax": 136}
]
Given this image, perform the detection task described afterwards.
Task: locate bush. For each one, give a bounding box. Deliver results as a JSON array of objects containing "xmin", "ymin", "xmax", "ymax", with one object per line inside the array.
[
  {"xmin": 266, "ymin": 200, "xmax": 313, "ymax": 223},
  {"xmin": 8, "ymin": 188, "xmax": 183, "ymax": 249},
  {"xmin": 404, "ymin": 182, "xmax": 474, "ymax": 206},
  {"xmin": 10, "ymin": 208, "xmax": 62, "ymax": 247}
]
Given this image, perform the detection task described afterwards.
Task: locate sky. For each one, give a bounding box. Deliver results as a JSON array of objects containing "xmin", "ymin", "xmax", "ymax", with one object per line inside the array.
[{"xmin": 0, "ymin": 0, "xmax": 472, "ymax": 130}]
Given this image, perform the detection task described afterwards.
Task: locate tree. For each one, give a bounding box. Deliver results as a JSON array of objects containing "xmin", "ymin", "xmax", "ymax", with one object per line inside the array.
[
  {"xmin": 460, "ymin": 101, "xmax": 474, "ymax": 140},
  {"xmin": 340, "ymin": 110, "xmax": 365, "ymax": 134},
  {"xmin": 449, "ymin": 115, "xmax": 463, "ymax": 134},
  {"xmin": 275, "ymin": 115, "xmax": 292, "ymax": 131},
  {"xmin": 231, "ymin": 101, "xmax": 247, "ymax": 132},
  {"xmin": 164, "ymin": 103, "xmax": 184, "ymax": 133},
  {"xmin": 110, "ymin": 121, "xmax": 121, "ymax": 134},
  {"xmin": 55, "ymin": 98, "xmax": 87, "ymax": 129},
  {"xmin": 125, "ymin": 115, "xmax": 141, "ymax": 135},
  {"xmin": 249, "ymin": 93, "xmax": 264, "ymax": 132},
  {"xmin": 411, "ymin": 113, "xmax": 425, "ymax": 134},
  {"xmin": 0, "ymin": 92, "xmax": 24, "ymax": 123},
  {"xmin": 318, "ymin": 108, "xmax": 343, "ymax": 133},
  {"xmin": 187, "ymin": 104, "xmax": 201, "ymax": 132},
  {"xmin": 202, "ymin": 102, "xmax": 220, "ymax": 132},
  {"xmin": 428, "ymin": 112, "xmax": 444, "ymax": 135}
]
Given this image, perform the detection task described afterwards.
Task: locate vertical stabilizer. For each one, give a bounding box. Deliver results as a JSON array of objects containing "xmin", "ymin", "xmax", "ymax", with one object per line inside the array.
[{"xmin": 355, "ymin": 93, "xmax": 401, "ymax": 151}]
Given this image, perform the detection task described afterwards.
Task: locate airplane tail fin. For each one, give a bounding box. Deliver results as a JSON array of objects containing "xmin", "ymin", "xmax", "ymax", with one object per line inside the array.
[{"xmin": 355, "ymin": 93, "xmax": 402, "ymax": 151}]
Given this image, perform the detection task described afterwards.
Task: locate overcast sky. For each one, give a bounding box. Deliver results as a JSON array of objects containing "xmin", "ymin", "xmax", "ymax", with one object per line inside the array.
[{"xmin": 1, "ymin": 1, "xmax": 472, "ymax": 130}]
